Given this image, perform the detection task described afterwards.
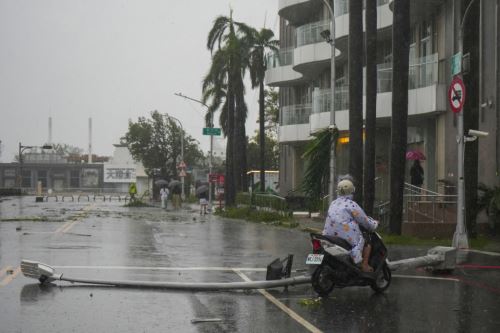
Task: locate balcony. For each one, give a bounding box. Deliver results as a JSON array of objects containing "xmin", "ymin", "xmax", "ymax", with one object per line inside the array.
[
  {"xmin": 278, "ymin": 0, "xmax": 323, "ymax": 26},
  {"xmin": 312, "ymin": 85, "xmax": 349, "ymax": 113},
  {"xmin": 280, "ymin": 104, "xmax": 312, "ymax": 126},
  {"xmin": 306, "ymin": 54, "xmax": 446, "ymax": 133},
  {"xmin": 377, "ymin": 54, "xmax": 444, "ymax": 93},
  {"xmin": 265, "ymin": 48, "xmax": 304, "ymax": 86}
]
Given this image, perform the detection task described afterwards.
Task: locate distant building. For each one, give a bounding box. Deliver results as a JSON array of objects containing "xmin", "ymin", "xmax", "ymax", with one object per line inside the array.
[{"xmin": 0, "ymin": 144, "xmax": 148, "ymax": 194}]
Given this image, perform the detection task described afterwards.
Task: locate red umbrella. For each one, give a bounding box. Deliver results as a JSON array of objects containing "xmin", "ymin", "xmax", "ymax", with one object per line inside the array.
[{"xmin": 406, "ymin": 150, "xmax": 426, "ymax": 160}]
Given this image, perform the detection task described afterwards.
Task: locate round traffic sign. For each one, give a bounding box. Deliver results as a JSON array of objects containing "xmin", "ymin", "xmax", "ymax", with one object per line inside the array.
[{"xmin": 448, "ymin": 76, "xmax": 466, "ymax": 113}]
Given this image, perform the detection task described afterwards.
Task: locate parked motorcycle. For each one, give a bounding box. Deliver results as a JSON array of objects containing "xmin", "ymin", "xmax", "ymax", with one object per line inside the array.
[{"xmin": 306, "ymin": 230, "xmax": 391, "ymax": 296}]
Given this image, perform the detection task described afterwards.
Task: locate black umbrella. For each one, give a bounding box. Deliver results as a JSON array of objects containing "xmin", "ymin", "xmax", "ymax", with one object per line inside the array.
[
  {"xmin": 196, "ymin": 185, "xmax": 209, "ymax": 195},
  {"xmin": 154, "ymin": 179, "xmax": 168, "ymax": 186},
  {"xmin": 169, "ymin": 180, "xmax": 181, "ymax": 188}
]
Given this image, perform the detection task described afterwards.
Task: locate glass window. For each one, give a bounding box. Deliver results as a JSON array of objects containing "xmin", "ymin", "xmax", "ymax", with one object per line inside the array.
[
  {"xmin": 22, "ymin": 169, "xmax": 31, "ymax": 187},
  {"xmin": 70, "ymin": 170, "xmax": 80, "ymax": 188}
]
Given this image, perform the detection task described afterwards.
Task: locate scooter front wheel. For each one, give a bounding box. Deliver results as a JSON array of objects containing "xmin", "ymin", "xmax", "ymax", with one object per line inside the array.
[{"xmin": 311, "ymin": 265, "xmax": 335, "ymax": 297}]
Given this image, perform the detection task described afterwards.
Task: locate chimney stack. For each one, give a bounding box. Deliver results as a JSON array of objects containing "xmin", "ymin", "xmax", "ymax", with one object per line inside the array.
[{"xmin": 88, "ymin": 117, "xmax": 93, "ymax": 163}]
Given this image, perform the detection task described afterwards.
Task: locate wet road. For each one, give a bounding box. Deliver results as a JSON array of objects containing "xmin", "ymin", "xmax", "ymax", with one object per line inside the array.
[{"xmin": 1, "ymin": 196, "xmax": 500, "ymax": 332}]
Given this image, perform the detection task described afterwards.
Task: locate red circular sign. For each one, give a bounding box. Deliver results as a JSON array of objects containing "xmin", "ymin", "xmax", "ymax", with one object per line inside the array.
[{"xmin": 448, "ymin": 76, "xmax": 466, "ymax": 113}]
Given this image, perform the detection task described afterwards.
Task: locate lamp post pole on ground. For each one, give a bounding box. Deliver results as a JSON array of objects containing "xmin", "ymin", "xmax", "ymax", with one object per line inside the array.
[
  {"xmin": 174, "ymin": 93, "xmax": 214, "ymax": 212},
  {"xmin": 321, "ymin": 0, "xmax": 337, "ymax": 202},
  {"xmin": 165, "ymin": 114, "xmax": 185, "ymax": 200}
]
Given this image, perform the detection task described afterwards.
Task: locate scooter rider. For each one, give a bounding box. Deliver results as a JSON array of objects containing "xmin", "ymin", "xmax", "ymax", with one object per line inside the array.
[{"xmin": 323, "ymin": 178, "xmax": 379, "ymax": 272}]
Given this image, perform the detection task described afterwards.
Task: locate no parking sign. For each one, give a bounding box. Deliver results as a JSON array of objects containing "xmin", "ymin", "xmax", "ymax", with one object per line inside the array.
[{"xmin": 448, "ymin": 76, "xmax": 466, "ymax": 113}]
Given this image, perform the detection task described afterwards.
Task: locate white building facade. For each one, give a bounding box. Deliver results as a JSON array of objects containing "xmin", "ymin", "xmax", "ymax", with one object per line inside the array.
[{"xmin": 268, "ymin": 0, "xmax": 500, "ymax": 200}]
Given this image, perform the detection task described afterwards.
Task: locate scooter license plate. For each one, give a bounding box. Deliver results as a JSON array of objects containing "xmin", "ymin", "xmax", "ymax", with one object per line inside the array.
[{"xmin": 306, "ymin": 254, "xmax": 324, "ymax": 265}]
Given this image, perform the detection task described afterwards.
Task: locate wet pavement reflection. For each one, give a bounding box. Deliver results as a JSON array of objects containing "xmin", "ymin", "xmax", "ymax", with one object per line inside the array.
[{"xmin": 1, "ymin": 196, "xmax": 500, "ymax": 332}]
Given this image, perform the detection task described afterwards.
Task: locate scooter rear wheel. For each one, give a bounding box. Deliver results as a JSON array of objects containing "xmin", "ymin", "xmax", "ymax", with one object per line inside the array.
[
  {"xmin": 370, "ymin": 263, "xmax": 391, "ymax": 293},
  {"xmin": 312, "ymin": 265, "xmax": 335, "ymax": 297}
]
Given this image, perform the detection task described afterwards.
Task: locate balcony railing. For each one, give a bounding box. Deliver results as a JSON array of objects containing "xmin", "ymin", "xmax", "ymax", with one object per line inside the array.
[
  {"xmin": 280, "ymin": 104, "xmax": 312, "ymax": 126},
  {"xmin": 312, "ymin": 85, "xmax": 349, "ymax": 113},
  {"xmin": 377, "ymin": 53, "xmax": 442, "ymax": 93},
  {"xmin": 266, "ymin": 48, "xmax": 294, "ymax": 69},
  {"xmin": 296, "ymin": 20, "xmax": 330, "ymax": 47}
]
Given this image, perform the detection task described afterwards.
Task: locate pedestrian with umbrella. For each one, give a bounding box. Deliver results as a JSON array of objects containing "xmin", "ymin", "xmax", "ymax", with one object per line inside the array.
[
  {"xmin": 170, "ymin": 180, "xmax": 182, "ymax": 210},
  {"xmin": 407, "ymin": 150, "xmax": 425, "ymax": 191},
  {"xmin": 196, "ymin": 185, "xmax": 209, "ymax": 215}
]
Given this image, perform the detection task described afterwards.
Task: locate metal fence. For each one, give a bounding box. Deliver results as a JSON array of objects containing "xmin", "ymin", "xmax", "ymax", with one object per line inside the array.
[{"xmin": 403, "ymin": 183, "xmax": 457, "ymax": 223}]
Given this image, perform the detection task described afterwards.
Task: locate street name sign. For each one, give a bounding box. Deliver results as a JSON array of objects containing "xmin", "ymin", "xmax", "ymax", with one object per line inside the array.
[
  {"xmin": 448, "ymin": 76, "xmax": 466, "ymax": 113},
  {"xmin": 203, "ymin": 127, "xmax": 221, "ymax": 136},
  {"xmin": 451, "ymin": 52, "xmax": 462, "ymax": 76}
]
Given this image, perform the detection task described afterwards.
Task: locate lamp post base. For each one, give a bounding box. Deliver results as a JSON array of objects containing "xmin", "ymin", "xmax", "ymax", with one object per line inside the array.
[{"xmin": 452, "ymin": 231, "xmax": 469, "ymax": 249}]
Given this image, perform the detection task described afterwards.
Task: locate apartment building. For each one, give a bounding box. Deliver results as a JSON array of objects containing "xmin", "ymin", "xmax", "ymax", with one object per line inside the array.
[{"xmin": 267, "ymin": 0, "xmax": 499, "ymax": 200}]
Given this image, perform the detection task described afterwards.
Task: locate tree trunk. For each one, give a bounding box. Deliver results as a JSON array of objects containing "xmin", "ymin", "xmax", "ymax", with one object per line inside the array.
[
  {"xmin": 349, "ymin": 0, "xmax": 364, "ymax": 205},
  {"xmin": 363, "ymin": 0, "xmax": 377, "ymax": 216},
  {"xmin": 463, "ymin": 0, "xmax": 480, "ymax": 237},
  {"xmin": 233, "ymin": 77, "xmax": 247, "ymax": 193},
  {"xmin": 389, "ymin": 0, "xmax": 410, "ymax": 235},
  {"xmin": 225, "ymin": 85, "xmax": 236, "ymax": 206},
  {"xmin": 259, "ymin": 80, "xmax": 266, "ymax": 192}
]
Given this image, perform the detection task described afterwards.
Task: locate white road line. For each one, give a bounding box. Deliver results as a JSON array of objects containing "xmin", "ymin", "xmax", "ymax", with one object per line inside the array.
[
  {"xmin": 52, "ymin": 265, "xmax": 268, "ymax": 272},
  {"xmin": 393, "ymin": 274, "xmax": 460, "ymax": 282},
  {"xmin": 233, "ymin": 269, "xmax": 322, "ymax": 333},
  {"xmin": 465, "ymin": 249, "xmax": 500, "ymax": 257}
]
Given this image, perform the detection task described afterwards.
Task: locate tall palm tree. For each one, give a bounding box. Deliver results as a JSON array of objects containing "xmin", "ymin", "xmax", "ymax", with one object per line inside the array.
[
  {"xmin": 204, "ymin": 11, "xmax": 253, "ymax": 204},
  {"xmin": 349, "ymin": 0, "xmax": 364, "ymax": 205},
  {"xmin": 247, "ymin": 27, "xmax": 279, "ymax": 192},
  {"xmin": 389, "ymin": 0, "xmax": 411, "ymax": 234},
  {"xmin": 363, "ymin": 0, "xmax": 378, "ymax": 215}
]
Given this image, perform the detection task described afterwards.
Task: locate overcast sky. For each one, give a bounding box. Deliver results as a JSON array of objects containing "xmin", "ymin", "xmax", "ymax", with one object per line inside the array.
[{"xmin": 0, "ymin": 0, "xmax": 279, "ymax": 162}]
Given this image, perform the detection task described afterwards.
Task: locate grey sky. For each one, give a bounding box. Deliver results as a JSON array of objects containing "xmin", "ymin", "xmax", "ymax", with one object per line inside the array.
[{"xmin": 0, "ymin": 0, "xmax": 278, "ymax": 162}]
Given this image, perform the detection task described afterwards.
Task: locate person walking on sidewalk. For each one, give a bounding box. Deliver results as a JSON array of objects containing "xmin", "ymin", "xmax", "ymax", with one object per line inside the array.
[{"xmin": 160, "ymin": 186, "xmax": 169, "ymax": 209}]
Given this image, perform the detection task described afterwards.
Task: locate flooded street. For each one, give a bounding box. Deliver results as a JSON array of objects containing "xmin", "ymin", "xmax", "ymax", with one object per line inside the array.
[{"xmin": 1, "ymin": 197, "xmax": 500, "ymax": 332}]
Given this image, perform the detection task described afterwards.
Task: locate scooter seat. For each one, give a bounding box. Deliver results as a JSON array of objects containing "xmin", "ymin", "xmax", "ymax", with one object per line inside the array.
[{"xmin": 322, "ymin": 235, "xmax": 352, "ymax": 251}]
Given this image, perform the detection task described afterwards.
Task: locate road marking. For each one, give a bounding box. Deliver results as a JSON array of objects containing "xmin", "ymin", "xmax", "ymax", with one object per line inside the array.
[
  {"xmin": 393, "ymin": 274, "xmax": 460, "ymax": 282},
  {"xmin": 233, "ymin": 269, "xmax": 322, "ymax": 333},
  {"xmin": 0, "ymin": 266, "xmax": 21, "ymax": 287},
  {"xmin": 53, "ymin": 265, "xmax": 267, "ymax": 272},
  {"xmin": 458, "ymin": 264, "xmax": 500, "ymax": 270},
  {"xmin": 465, "ymin": 249, "xmax": 500, "ymax": 257},
  {"xmin": 55, "ymin": 204, "xmax": 93, "ymax": 234},
  {"xmin": 0, "ymin": 266, "xmax": 13, "ymax": 278}
]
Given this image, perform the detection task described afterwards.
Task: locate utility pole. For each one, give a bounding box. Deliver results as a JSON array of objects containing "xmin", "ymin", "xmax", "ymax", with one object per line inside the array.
[
  {"xmin": 453, "ymin": 0, "xmax": 478, "ymax": 249},
  {"xmin": 174, "ymin": 93, "xmax": 214, "ymax": 211},
  {"xmin": 320, "ymin": 0, "xmax": 337, "ymax": 202}
]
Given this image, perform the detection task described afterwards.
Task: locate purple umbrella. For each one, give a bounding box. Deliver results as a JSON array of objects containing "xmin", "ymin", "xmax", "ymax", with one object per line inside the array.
[{"xmin": 406, "ymin": 150, "xmax": 426, "ymax": 160}]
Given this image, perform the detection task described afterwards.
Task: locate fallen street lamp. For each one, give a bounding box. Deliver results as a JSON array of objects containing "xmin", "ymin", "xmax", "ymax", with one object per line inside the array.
[{"xmin": 17, "ymin": 143, "xmax": 53, "ymax": 188}]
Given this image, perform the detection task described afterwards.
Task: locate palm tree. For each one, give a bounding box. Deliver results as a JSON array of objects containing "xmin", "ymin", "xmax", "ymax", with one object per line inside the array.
[
  {"xmin": 389, "ymin": 0, "xmax": 411, "ymax": 235},
  {"xmin": 204, "ymin": 11, "xmax": 253, "ymax": 204},
  {"xmin": 363, "ymin": 0, "xmax": 378, "ymax": 215},
  {"xmin": 247, "ymin": 27, "xmax": 279, "ymax": 192},
  {"xmin": 349, "ymin": 0, "xmax": 364, "ymax": 205}
]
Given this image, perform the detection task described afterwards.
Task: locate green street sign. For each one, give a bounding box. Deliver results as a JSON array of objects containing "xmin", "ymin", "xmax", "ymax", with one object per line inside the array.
[
  {"xmin": 203, "ymin": 127, "xmax": 221, "ymax": 136},
  {"xmin": 451, "ymin": 52, "xmax": 462, "ymax": 76}
]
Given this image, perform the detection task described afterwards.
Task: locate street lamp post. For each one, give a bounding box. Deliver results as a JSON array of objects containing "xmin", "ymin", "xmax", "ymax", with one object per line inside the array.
[
  {"xmin": 174, "ymin": 93, "xmax": 214, "ymax": 212},
  {"xmin": 165, "ymin": 114, "xmax": 185, "ymax": 200},
  {"xmin": 320, "ymin": 0, "xmax": 337, "ymax": 201},
  {"xmin": 453, "ymin": 0, "xmax": 479, "ymax": 249},
  {"xmin": 17, "ymin": 143, "xmax": 53, "ymax": 188}
]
